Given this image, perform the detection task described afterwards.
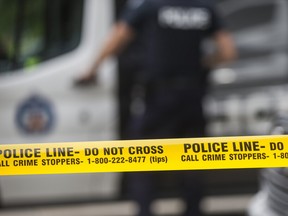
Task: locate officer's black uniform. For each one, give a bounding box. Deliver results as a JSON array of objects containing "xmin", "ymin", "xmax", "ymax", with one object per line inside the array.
[{"xmin": 120, "ymin": 0, "xmax": 224, "ymax": 215}]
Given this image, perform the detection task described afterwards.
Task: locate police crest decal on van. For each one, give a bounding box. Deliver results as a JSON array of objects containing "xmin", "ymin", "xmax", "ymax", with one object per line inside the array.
[{"xmin": 15, "ymin": 95, "xmax": 55, "ymax": 134}]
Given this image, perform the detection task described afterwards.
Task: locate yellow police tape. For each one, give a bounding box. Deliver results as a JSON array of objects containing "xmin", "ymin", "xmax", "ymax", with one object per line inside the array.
[{"xmin": 0, "ymin": 135, "xmax": 288, "ymax": 176}]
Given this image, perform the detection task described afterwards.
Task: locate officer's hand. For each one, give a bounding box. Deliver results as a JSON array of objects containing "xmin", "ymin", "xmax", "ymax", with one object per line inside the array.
[{"xmin": 74, "ymin": 71, "xmax": 97, "ymax": 87}]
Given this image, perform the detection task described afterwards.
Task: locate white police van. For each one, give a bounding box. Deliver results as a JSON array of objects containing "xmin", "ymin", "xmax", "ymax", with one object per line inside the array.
[
  {"xmin": 0, "ymin": 0, "xmax": 287, "ymax": 211},
  {"xmin": 0, "ymin": 0, "xmax": 121, "ymax": 206}
]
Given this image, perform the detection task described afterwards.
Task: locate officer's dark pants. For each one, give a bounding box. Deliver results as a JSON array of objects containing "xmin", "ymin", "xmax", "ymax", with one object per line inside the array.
[{"xmin": 126, "ymin": 84, "xmax": 205, "ymax": 216}]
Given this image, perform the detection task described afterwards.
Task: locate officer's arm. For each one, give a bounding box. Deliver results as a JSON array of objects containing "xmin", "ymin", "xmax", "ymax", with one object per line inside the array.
[
  {"xmin": 206, "ymin": 30, "xmax": 237, "ymax": 68},
  {"xmin": 76, "ymin": 22, "xmax": 135, "ymax": 84},
  {"xmin": 91, "ymin": 22, "xmax": 135, "ymax": 72}
]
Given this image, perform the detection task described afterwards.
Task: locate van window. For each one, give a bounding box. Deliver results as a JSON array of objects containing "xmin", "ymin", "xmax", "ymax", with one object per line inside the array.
[
  {"xmin": 0, "ymin": 0, "xmax": 83, "ymax": 73},
  {"xmin": 225, "ymin": 3, "xmax": 276, "ymax": 32}
]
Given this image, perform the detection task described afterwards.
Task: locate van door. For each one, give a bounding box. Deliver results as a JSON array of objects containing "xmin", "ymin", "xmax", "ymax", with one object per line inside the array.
[{"xmin": 0, "ymin": 0, "xmax": 121, "ymax": 206}]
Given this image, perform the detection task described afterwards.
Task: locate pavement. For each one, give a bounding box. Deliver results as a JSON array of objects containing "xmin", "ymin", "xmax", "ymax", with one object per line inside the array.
[{"xmin": 0, "ymin": 194, "xmax": 253, "ymax": 216}]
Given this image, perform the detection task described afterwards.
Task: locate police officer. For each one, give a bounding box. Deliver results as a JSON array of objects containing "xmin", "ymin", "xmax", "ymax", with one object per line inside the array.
[{"xmin": 77, "ymin": 0, "xmax": 236, "ymax": 215}]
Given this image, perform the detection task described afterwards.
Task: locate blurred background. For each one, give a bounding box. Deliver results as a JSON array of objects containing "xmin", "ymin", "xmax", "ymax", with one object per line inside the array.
[{"xmin": 0, "ymin": 0, "xmax": 288, "ymax": 215}]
